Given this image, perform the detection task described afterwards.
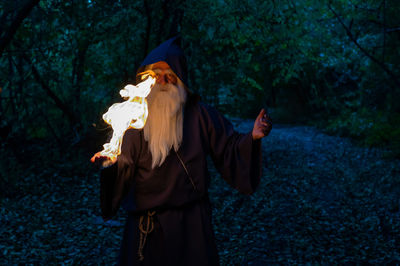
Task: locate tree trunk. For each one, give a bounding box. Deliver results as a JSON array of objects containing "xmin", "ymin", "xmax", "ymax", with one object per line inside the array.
[
  {"xmin": 0, "ymin": 0, "xmax": 40, "ymax": 58},
  {"xmin": 22, "ymin": 54, "xmax": 80, "ymax": 128},
  {"xmin": 143, "ymin": 0, "xmax": 152, "ymax": 58},
  {"xmin": 72, "ymin": 39, "xmax": 90, "ymax": 105}
]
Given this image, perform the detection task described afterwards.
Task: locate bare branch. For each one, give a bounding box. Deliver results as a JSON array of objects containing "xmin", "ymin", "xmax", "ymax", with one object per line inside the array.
[
  {"xmin": 328, "ymin": 3, "xmax": 400, "ymax": 89},
  {"xmin": 386, "ymin": 27, "xmax": 400, "ymax": 33},
  {"xmin": 143, "ymin": 0, "xmax": 152, "ymax": 57},
  {"xmin": 0, "ymin": 0, "xmax": 40, "ymax": 58},
  {"xmin": 21, "ymin": 53, "xmax": 79, "ymax": 127}
]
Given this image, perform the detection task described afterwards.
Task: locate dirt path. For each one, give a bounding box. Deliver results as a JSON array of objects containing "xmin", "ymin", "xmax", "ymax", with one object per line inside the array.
[
  {"xmin": 210, "ymin": 121, "xmax": 400, "ymax": 265},
  {"xmin": 1, "ymin": 121, "xmax": 399, "ymax": 264}
]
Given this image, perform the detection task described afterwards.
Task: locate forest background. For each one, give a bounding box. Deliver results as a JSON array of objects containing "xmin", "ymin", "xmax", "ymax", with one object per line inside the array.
[
  {"xmin": 0, "ymin": 0, "xmax": 399, "ymax": 264},
  {"xmin": 1, "ymin": 0, "xmax": 399, "ymax": 159}
]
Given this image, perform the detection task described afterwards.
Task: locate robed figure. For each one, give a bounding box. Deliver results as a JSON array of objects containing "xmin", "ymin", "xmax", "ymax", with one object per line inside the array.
[{"xmin": 94, "ymin": 36, "xmax": 272, "ymax": 266}]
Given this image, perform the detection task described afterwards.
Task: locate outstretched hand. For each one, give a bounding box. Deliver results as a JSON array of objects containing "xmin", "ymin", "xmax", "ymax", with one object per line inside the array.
[
  {"xmin": 90, "ymin": 152, "xmax": 117, "ymax": 168},
  {"xmin": 252, "ymin": 109, "xmax": 272, "ymax": 140}
]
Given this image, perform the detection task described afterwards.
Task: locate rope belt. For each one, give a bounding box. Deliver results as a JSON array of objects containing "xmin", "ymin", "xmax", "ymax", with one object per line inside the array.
[
  {"xmin": 138, "ymin": 210, "xmax": 156, "ymax": 261},
  {"xmin": 135, "ymin": 151, "xmax": 199, "ymax": 262}
]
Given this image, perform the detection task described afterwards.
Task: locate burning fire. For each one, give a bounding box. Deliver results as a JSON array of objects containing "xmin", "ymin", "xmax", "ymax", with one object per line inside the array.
[{"xmin": 91, "ymin": 70, "xmax": 156, "ymax": 165}]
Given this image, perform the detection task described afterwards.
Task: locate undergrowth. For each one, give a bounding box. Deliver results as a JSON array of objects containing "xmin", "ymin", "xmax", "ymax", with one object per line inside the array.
[
  {"xmin": 1, "ymin": 121, "xmax": 399, "ymax": 264},
  {"xmin": 320, "ymin": 108, "xmax": 400, "ymax": 158}
]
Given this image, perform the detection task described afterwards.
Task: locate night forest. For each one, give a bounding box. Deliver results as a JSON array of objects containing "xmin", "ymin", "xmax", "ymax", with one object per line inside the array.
[{"xmin": 1, "ymin": 0, "xmax": 400, "ymax": 264}]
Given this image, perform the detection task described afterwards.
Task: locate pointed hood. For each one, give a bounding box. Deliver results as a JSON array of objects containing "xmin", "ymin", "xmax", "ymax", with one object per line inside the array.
[{"xmin": 138, "ymin": 36, "xmax": 188, "ymax": 87}]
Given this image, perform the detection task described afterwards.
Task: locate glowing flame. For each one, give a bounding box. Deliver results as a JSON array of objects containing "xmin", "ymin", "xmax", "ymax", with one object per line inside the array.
[{"xmin": 92, "ymin": 70, "xmax": 156, "ymax": 164}]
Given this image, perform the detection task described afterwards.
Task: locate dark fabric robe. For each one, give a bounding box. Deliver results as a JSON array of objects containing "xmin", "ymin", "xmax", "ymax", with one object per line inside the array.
[{"xmin": 100, "ymin": 95, "xmax": 262, "ymax": 265}]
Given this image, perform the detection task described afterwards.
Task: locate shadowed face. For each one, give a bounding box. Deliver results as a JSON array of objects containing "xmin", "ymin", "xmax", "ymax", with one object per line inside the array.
[
  {"xmin": 146, "ymin": 61, "xmax": 186, "ymax": 108},
  {"xmin": 143, "ymin": 61, "xmax": 187, "ymax": 169},
  {"xmin": 152, "ymin": 61, "xmax": 178, "ymax": 87}
]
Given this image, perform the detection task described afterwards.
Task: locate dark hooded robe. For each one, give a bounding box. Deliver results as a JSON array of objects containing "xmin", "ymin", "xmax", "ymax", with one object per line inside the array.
[{"xmin": 100, "ymin": 36, "xmax": 262, "ymax": 266}]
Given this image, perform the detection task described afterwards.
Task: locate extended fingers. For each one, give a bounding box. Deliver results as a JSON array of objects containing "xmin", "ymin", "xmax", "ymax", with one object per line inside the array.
[
  {"xmin": 90, "ymin": 152, "xmax": 100, "ymax": 162},
  {"xmin": 261, "ymin": 113, "xmax": 272, "ymax": 136},
  {"xmin": 90, "ymin": 152, "xmax": 108, "ymax": 163},
  {"xmin": 256, "ymin": 109, "xmax": 266, "ymax": 121},
  {"xmin": 260, "ymin": 112, "xmax": 272, "ymax": 125},
  {"xmin": 253, "ymin": 109, "xmax": 273, "ymax": 139}
]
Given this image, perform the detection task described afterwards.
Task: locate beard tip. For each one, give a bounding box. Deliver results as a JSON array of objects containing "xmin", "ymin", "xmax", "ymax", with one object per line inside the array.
[{"xmin": 144, "ymin": 86, "xmax": 185, "ymax": 169}]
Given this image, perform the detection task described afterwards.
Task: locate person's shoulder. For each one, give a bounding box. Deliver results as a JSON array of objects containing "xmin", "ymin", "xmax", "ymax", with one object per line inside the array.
[
  {"xmin": 185, "ymin": 93, "xmax": 201, "ymax": 107},
  {"xmin": 198, "ymin": 101, "xmax": 220, "ymax": 117},
  {"xmin": 121, "ymin": 128, "xmax": 143, "ymax": 154},
  {"xmin": 185, "ymin": 93, "xmax": 222, "ymax": 119},
  {"xmin": 123, "ymin": 128, "xmax": 142, "ymax": 141},
  {"xmin": 185, "ymin": 93, "xmax": 203, "ymax": 113}
]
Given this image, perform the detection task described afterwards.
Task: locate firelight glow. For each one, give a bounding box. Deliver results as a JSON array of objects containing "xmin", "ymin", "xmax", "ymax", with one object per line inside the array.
[{"xmin": 95, "ymin": 70, "xmax": 156, "ymax": 162}]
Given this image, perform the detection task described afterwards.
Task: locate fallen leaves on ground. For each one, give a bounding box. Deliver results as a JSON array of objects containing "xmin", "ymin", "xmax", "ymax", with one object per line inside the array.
[{"xmin": 1, "ymin": 122, "xmax": 399, "ymax": 264}]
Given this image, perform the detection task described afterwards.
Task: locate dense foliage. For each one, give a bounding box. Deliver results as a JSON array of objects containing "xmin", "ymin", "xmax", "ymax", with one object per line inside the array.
[
  {"xmin": 0, "ymin": 0, "xmax": 399, "ymax": 151},
  {"xmin": 1, "ymin": 0, "xmax": 400, "ymax": 263}
]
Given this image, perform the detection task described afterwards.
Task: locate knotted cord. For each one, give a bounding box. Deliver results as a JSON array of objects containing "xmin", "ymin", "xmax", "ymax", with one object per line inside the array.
[{"xmin": 138, "ymin": 210, "xmax": 156, "ymax": 261}]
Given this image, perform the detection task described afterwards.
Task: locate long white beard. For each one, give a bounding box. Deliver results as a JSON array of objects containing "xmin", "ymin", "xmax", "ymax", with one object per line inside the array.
[{"xmin": 143, "ymin": 82, "xmax": 187, "ymax": 169}]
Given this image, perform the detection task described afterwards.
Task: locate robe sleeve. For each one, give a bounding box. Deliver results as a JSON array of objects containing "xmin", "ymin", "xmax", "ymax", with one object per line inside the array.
[
  {"xmin": 200, "ymin": 103, "xmax": 262, "ymax": 195},
  {"xmin": 99, "ymin": 129, "xmax": 139, "ymax": 220}
]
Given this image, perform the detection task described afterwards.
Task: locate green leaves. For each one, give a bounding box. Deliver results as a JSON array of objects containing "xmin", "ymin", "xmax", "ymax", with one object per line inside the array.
[
  {"xmin": 246, "ymin": 77, "xmax": 263, "ymax": 91},
  {"xmin": 3, "ymin": 0, "xmax": 398, "ymax": 142}
]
